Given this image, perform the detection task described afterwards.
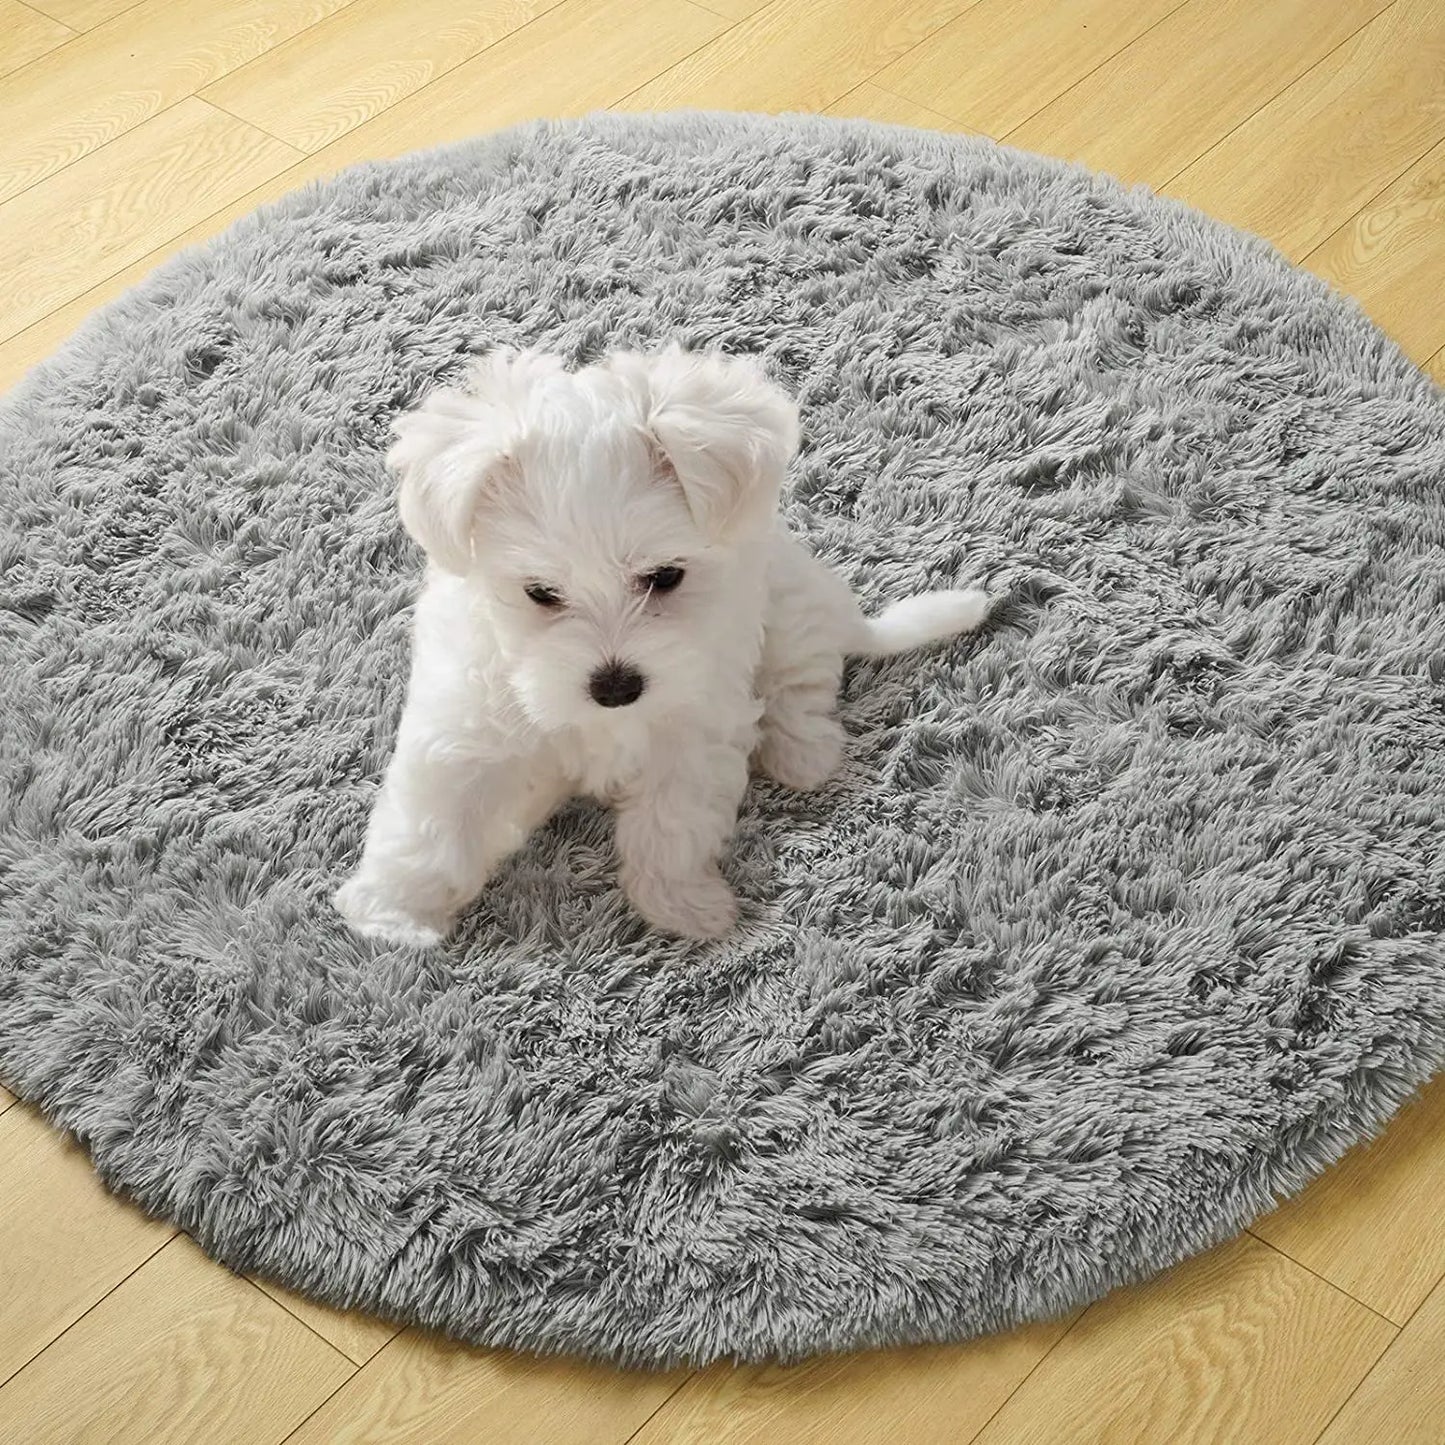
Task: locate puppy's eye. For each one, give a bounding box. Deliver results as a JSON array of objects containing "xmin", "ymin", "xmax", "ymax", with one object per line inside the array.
[
  {"xmin": 642, "ymin": 566, "xmax": 685, "ymax": 594},
  {"xmin": 524, "ymin": 583, "xmax": 563, "ymax": 609}
]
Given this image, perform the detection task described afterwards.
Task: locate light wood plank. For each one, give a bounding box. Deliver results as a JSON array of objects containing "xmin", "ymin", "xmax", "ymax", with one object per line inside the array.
[
  {"xmin": 1320, "ymin": 1273, "xmax": 1445, "ymax": 1445},
  {"xmin": 30, "ymin": 0, "xmax": 140, "ymax": 28},
  {"xmin": 0, "ymin": 0, "xmax": 716, "ymax": 394},
  {"xmin": 691, "ymin": 0, "xmax": 768, "ymax": 19},
  {"xmin": 1170, "ymin": 0, "xmax": 1445, "ymax": 263},
  {"xmin": 0, "ymin": 181, "xmax": 297, "ymax": 390},
  {"xmin": 631, "ymin": 1313, "xmax": 1080, "ymax": 1445},
  {"xmin": 0, "ymin": 98, "xmax": 298, "ymax": 342},
  {"xmin": 0, "ymin": 1103, "xmax": 175, "ymax": 1385},
  {"xmin": 309, "ymin": 0, "xmax": 727, "ymax": 164},
  {"xmin": 0, "ymin": 133, "xmax": 356, "ymax": 391},
  {"xmin": 203, "ymin": 0, "xmax": 564, "ymax": 154},
  {"xmin": 1428, "ymin": 347, "xmax": 1445, "ymax": 385},
  {"xmin": 973, "ymin": 1237, "xmax": 1394, "ymax": 1445},
  {"xmin": 0, "ymin": 1, "xmax": 75, "ymax": 78},
  {"xmin": 0, "ymin": 0, "xmax": 722, "ymax": 395},
  {"xmin": 823, "ymin": 81, "xmax": 978, "ymax": 134},
  {"xmin": 0, "ymin": 1236, "xmax": 353, "ymax": 1444},
  {"xmin": 286, "ymin": 1328, "xmax": 688, "ymax": 1445},
  {"xmin": 0, "ymin": 1084, "xmax": 14, "ymax": 1111},
  {"xmin": 875, "ymin": 0, "xmax": 1185, "ymax": 140},
  {"xmin": 0, "ymin": 0, "xmax": 350, "ymax": 206},
  {"xmin": 1303, "ymin": 138, "xmax": 1445, "ymax": 363},
  {"xmin": 1251, "ymin": 1076, "xmax": 1445, "ymax": 1324},
  {"xmin": 1008, "ymin": 0, "xmax": 1390, "ymax": 186},
  {"xmin": 619, "ymin": 0, "xmax": 974, "ymax": 114},
  {"xmin": 251, "ymin": 1277, "xmax": 401, "ymax": 1366}
]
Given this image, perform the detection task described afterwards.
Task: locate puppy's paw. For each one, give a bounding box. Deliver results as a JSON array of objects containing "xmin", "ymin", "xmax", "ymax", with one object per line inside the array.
[
  {"xmin": 333, "ymin": 876, "xmax": 448, "ymax": 949},
  {"xmin": 757, "ymin": 712, "xmax": 846, "ymax": 792},
  {"xmin": 625, "ymin": 868, "xmax": 738, "ymax": 941}
]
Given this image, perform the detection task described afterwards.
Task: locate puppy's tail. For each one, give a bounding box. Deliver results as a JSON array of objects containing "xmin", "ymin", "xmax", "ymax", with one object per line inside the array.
[{"xmin": 854, "ymin": 588, "xmax": 993, "ymax": 658}]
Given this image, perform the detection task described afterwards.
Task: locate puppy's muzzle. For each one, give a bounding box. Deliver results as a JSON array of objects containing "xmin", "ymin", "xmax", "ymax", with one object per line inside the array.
[{"xmin": 588, "ymin": 661, "xmax": 645, "ymax": 709}]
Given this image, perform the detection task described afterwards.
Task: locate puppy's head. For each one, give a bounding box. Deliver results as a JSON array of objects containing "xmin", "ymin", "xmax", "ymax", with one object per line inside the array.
[{"xmin": 387, "ymin": 345, "xmax": 799, "ymax": 730}]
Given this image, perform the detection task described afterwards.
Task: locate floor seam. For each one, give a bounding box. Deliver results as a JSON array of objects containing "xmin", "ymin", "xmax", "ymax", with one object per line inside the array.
[
  {"xmin": 1154, "ymin": 0, "xmax": 1400, "ymax": 193},
  {"xmin": 0, "ymin": 1228, "xmax": 179, "ymax": 1394},
  {"xmin": 1246, "ymin": 1230, "xmax": 1401, "ymax": 1327}
]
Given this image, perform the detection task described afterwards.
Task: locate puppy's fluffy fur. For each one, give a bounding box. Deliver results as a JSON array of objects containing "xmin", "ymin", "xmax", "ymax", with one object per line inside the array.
[{"xmin": 335, "ymin": 348, "xmax": 990, "ymax": 944}]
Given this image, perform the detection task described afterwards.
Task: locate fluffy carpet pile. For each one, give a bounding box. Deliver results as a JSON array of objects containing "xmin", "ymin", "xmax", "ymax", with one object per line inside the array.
[{"xmin": 1, "ymin": 112, "xmax": 1443, "ymax": 1366}]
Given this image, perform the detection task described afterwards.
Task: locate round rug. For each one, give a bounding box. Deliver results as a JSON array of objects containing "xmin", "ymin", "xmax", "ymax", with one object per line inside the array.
[{"xmin": 2, "ymin": 112, "xmax": 1443, "ymax": 1367}]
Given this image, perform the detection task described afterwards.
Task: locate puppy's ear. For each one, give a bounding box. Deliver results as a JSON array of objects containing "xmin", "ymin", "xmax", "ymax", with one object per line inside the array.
[
  {"xmin": 387, "ymin": 350, "xmax": 560, "ymax": 575},
  {"xmin": 607, "ymin": 347, "xmax": 799, "ymax": 540}
]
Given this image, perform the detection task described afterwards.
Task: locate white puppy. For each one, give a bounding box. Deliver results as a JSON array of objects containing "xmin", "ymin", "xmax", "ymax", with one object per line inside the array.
[{"xmin": 334, "ymin": 347, "xmax": 990, "ymax": 945}]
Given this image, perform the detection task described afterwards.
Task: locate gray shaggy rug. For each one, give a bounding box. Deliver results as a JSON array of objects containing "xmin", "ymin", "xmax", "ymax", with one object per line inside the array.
[{"xmin": 2, "ymin": 111, "xmax": 1444, "ymax": 1368}]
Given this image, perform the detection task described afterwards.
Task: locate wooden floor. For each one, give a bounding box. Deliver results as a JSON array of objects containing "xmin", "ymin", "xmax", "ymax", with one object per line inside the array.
[{"xmin": 1, "ymin": 0, "xmax": 1443, "ymax": 1440}]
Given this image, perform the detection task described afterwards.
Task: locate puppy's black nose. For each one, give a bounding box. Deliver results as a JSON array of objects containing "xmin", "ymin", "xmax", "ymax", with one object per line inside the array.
[{"xmin": 588, "ymin": 661, "xmax": 645, "ymax": 708}]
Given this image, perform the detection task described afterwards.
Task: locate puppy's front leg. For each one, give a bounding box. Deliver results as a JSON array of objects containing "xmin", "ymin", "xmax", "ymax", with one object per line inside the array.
[
  {"xmin": 335, "ymin": 731, "xmax": 563, "ymax": 947},
  {"xmin": 615, "ymin": 733, "xmax": 749, "ymax": 940}
]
